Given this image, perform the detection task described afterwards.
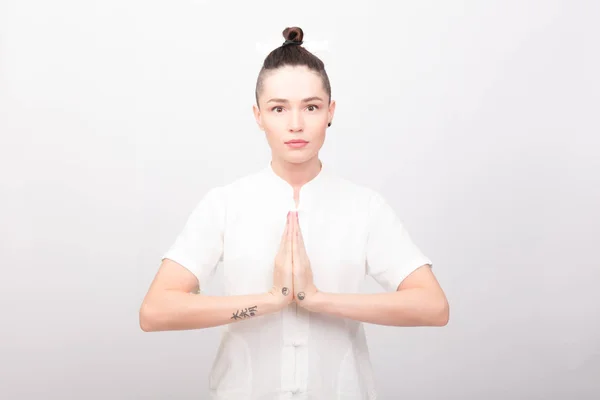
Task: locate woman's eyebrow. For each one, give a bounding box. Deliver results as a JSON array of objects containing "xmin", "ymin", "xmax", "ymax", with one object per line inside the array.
[{"xmin": 267, "ymin": 96, "xmax": 324, "ymax": 104}]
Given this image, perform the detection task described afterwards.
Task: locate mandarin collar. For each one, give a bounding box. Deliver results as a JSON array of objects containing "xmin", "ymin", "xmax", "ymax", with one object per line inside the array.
[{"xmin": 263, "ymin": 160, "xmax": 329, "ymax": 212}]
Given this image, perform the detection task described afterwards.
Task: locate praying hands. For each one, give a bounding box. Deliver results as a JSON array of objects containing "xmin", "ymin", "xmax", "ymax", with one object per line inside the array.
[{"xmin": 269, "ymin": 210, "xmax": 319, "ymax": 309}]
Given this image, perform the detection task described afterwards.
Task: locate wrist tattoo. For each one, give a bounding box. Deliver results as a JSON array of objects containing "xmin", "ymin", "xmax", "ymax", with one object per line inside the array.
[
  {"xmin": 282, "ymin": 287, "xmax": 289, "ymax": 296},
  {"xmin": 231, "ymin": 305, "xmax": 258, "ymax": 320},
  {"xmin": 297, "ymin": 292, "xmax": 305, "ymax": 301}
]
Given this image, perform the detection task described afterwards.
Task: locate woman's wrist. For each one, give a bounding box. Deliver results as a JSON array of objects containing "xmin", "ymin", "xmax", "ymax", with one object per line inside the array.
[
  {"xmin": 266, "ymin": 288, "xmax": 292, "ymax": 311},
  {"xmin": 297, "ymin": 290, "xmax": 324, "ymax": 312}
]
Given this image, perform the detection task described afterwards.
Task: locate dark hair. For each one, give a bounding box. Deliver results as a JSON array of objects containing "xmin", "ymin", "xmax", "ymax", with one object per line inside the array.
[{"xmin": 255, "ymin": 27, "xmax": 331, "ymax": 108}]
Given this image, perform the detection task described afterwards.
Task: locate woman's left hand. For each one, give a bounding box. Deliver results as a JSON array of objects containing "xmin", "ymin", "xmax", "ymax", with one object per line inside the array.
[{"xmin": 292, "ymin": 211, "xmax": 319, "ymax": 307}]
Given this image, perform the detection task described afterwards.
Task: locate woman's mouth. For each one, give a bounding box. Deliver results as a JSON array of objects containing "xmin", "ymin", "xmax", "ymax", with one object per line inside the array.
[{"xmin": 285, "ymin": 140, "xmax": 309, "ymax": 148}]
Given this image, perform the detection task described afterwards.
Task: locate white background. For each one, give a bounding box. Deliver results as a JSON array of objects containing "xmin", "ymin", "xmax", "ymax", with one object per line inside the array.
[{"xmin": 1, "ymin": 1, "xmax": 599, "ymax": 399}]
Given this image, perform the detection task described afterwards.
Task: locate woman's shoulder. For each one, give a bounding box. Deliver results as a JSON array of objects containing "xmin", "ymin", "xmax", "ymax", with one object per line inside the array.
[
  {"xmin": 327, "ymin": 171, "xmax": 381, "ymax": 201},
  {"xmin": 206, "ymin": 167, "xmax": 266, "ymax": 193},
  {"xmin": 199, "ymin": 167, "xmax": 274, "ymax": 210}
]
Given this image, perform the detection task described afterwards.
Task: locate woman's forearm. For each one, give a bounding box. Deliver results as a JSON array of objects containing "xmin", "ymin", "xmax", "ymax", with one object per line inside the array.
[
  {"xmin": 139, "ymin": 291, "xmax": 281, "ymax": 332},
  {"xmin": 304, "ymin": 288, "xmax": 449, "ymax": 327}
]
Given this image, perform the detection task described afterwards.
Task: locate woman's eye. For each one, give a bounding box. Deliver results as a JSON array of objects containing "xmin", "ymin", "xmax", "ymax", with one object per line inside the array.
[{"xmin": 272, "ymin": 105, "xmax": 319, "ymax": 112}]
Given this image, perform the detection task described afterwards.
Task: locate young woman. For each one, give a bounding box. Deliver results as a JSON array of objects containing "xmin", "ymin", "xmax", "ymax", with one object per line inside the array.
[{"xmin": 140, "ymin": 26, "xmax": 449, "ymax": 400}]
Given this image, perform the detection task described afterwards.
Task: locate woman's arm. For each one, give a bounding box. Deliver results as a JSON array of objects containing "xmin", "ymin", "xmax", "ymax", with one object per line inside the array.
[
  {"xmin": 302, "ymin": 265, "xmax": 449, "ymax": 327},
  {"xmin": 139, "ymin": 259, "xmax": 282, "ymax": 332}
]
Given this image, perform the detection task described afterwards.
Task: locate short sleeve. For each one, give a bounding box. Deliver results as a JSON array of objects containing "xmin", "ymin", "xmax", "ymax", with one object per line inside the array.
[
  {"xmin": 161, "ymin": 186, "xmax": 225, "ymax": 286},
  {"xmin": 365, "ymin": 192, "xmax": 433, "ymax": 292}
]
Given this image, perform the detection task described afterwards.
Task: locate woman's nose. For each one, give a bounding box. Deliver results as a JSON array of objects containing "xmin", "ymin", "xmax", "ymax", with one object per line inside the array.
[{"xmin": 288, "ymin": 111, "xmax": 303, "ymax": 131}]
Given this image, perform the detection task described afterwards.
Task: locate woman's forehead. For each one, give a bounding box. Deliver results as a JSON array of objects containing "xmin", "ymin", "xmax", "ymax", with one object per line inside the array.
[{"xmin": 262, "ymin": 66, "xmax": 325, "ymax": 99}]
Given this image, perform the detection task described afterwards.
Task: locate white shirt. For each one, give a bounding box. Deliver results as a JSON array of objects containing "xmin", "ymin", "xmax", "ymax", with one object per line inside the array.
[{"xmin": 162, "ymin": 161, "xmax": 433, "ymax": 400}]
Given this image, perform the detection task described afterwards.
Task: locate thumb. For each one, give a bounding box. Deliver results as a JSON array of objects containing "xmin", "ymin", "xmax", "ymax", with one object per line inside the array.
[
  {"xmin": 285, "ymin": 211, "xmax": 294, "ymax": 262},
  {"xmin": 279, "ymin": 212, "xmax": 290, "ymax": 251}
]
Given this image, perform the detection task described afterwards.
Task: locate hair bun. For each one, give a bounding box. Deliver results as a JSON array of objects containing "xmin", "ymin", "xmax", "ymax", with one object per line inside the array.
[{"xmin": 282, "ymin": 27, "xmax": 304, "ymax": 43}]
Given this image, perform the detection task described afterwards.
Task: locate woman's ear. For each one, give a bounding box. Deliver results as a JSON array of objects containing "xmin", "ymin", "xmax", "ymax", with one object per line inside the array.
[
  {"xmin": 327, "ymin": 99, "xmax": 336, "ymax": 128},
  {"xmin": 252, "ymin": 104, "xmax": 264, "ymax": 131}
]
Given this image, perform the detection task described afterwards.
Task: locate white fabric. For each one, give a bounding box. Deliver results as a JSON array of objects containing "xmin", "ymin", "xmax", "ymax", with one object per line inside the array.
[{"xmin": 162, "ymin": 161, "xmax": 433, "ymax": 399}]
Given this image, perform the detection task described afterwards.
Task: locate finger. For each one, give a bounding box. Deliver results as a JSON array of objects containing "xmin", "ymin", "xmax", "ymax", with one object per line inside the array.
[
  {"xmin": 280, "ymin": 212, "xmax": 290, "ymax": 249},
  {"xmin": 295, "ymin": 213, "xmax": 306, "ymax": 253},
  {"xmin": 297, "ymin": 216, "xmax": 311, "ymax": 268},
  {"xmin": 296, "ymin": 212, "xmax": 304, "ymax": 243},
  {"xmin": 294, "ymin": 212, "xmax": 299, "ymax": 239},
  {"xmin": 286, "ymin": 211, "xmax": 293, "ymax": 255},
  {"xmin": 282, "ymin": 213, "xmax": 293, "ymax": 297},
  {"xmin": 292, "ymin": 212, "xmax": 300, "ymax": 260}
]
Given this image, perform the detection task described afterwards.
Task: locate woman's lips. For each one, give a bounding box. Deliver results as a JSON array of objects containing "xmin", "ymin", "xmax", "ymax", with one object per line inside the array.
[{"xmin": 285, "ymin": 140, "xmax": 308, "ymax": 148}]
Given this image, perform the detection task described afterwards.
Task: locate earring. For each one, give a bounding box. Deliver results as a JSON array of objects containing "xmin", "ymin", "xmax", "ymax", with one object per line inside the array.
[{"xmin": 328, "ymin": 122, "xmax": 331, "ymax": 127}]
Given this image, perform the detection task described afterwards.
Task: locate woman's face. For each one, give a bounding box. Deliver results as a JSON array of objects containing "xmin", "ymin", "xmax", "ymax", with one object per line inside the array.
[{"xmin": 253, "ymin": 65, "xmax": 335, "ymax": 165}]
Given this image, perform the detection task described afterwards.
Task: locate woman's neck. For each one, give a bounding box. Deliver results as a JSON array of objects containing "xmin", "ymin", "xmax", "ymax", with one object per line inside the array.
[{"xmin": 270, "ymin": 156, "xmax": 322, "ymax": 189}]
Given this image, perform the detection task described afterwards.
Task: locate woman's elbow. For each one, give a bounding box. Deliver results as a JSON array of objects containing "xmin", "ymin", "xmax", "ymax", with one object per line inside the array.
[
  {"xmin": 139, "ymin": 302, "xmax": 161, "ymax": 332},
  {"xmin": 433, "ymin": 298, "xmax": 449, "ymax": 326}
]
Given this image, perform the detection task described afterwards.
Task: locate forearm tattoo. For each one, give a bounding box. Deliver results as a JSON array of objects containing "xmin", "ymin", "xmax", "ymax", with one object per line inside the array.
[
  {"xmin": 231, "ymin": 306, "xmax": 258, "ymax": 320},
  {"xmin": 297, "ymin": 292, "xmax": 305, "ymax": 301},
  {"xmin": 282, "ymin": 287, "xmax": 289, "ymax": 296}
]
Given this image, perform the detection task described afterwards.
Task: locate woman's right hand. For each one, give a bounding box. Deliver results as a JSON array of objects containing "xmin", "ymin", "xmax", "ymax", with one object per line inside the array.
[{"xmin": 269, "ymin": 211, "xmax": 294, "ymax": 308}]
